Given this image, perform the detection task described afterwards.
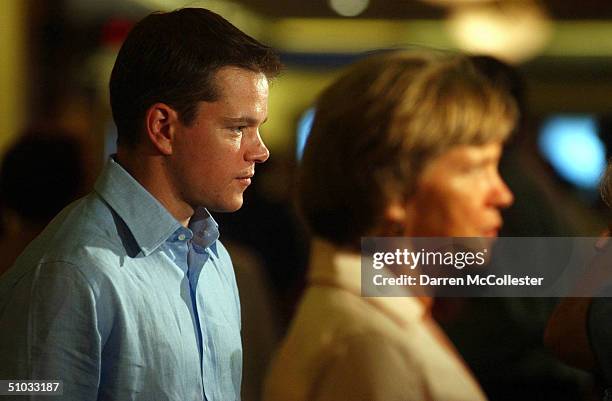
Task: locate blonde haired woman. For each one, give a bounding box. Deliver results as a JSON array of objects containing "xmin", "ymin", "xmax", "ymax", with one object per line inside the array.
[{"xmin": 265, "ymin": 51, "xmax": 517, "ymax": 401}]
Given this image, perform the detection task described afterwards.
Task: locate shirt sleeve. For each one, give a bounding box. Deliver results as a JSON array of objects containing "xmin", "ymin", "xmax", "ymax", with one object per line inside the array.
[
  {"xmin": 0, "ymin": 261, "xmax": 102, "ymax": 400},
  {"xmin": 310, "ymin": 334, "xmax": 426, "ymax": 401}
]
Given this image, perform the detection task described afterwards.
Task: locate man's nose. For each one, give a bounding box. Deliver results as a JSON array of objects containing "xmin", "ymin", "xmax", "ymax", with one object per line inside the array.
[{"xmin": 246, "ymin": 131, "xmax": 270, "ymax": 164}]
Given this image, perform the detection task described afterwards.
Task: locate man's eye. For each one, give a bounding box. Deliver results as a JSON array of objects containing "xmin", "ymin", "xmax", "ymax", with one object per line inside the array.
[{"xmin": 231, "ymin": 126, "xmax": 245, "ymax": 135}]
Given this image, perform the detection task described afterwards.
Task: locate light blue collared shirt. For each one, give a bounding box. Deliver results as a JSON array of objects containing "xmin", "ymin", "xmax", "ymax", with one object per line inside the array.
[{"xmin": 0, "ymin": 158, "xmax": 242, "ymax": 401}]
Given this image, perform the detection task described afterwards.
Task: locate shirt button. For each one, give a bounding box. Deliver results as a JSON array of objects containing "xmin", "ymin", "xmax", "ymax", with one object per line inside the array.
[{"xmin": 178, "ymin": 234, "xmax": 186, "ymax": 241}]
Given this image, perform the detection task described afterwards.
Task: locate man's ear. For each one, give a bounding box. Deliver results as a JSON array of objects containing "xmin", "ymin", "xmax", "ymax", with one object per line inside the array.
[{"xmin": 144, "ymin": 103, "xmax": 179, "ymax": 155}]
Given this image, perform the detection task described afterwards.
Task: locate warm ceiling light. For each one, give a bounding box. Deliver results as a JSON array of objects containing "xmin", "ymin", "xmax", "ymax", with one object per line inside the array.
[
  {"xmin": 328, "ymin": 0, "xmax": 369, "ymax": 17},
  {"xmin": 447, "ymin": 1, "xmax": 552, "ymax": 63},
  {"xmin": 420, "ymin": 0, "xmax": 493, "ymax": 5}
]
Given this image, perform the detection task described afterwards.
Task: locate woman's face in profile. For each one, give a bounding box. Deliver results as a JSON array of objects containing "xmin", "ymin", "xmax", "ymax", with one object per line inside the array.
[{"xmin": 393, "ymin": 141, "xmax": 513, "ymax": 238}]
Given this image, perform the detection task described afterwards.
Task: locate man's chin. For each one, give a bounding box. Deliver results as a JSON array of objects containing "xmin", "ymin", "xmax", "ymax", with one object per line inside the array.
[{"xmin": 209, "ymin": 198, "xmax": 244, "ymax": 213}]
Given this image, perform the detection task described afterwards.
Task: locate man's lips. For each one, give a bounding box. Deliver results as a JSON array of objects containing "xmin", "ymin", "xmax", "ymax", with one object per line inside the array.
[{"xmin": 236, "ymin": 172, "xmax": 254, "ymax": 185}]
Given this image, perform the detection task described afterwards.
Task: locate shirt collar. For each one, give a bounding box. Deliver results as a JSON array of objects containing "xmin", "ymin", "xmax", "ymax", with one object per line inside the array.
[
  {"xmin": 308, "ymin": 237, "xmax": 426, "ymax": 327},
  {"xmin": 190, "ymin": 208, "xmax": 219, "ymax": 256},
  {"xmin": 94, "ymin": 158, "xmax": 219, "ymax": 256}
]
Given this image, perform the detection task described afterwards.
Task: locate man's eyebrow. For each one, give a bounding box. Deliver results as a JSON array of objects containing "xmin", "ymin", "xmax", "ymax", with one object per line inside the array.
[{"xmin": 222, "ymin": 116, "xmax": 268, "ymax": 125}]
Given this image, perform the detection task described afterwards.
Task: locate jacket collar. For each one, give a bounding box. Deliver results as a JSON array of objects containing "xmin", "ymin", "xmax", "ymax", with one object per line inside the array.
[{"xmin": 308, "ymin": 237, "xmax": 427, "ymax": 327}]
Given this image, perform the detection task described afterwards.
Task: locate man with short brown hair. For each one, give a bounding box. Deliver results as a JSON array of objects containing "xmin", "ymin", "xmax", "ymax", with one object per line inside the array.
[{"xmin": 0, "ymin": 8, "xmax": 281, "ymax": 401}]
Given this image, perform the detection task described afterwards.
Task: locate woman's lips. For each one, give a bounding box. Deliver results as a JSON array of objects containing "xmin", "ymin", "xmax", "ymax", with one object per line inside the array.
[{"xmin": 483, "ymin": 227, "xmax": 501, "ymax": 237}]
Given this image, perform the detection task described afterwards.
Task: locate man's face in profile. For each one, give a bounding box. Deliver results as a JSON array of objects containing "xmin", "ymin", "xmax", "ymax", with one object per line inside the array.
[
  {"xmin": 169, "ymin": 66, "xmax": 270, "ymax": 212},
  {"xmin": 402, "ymin": 141, "xmax": 513, "ymax": 238}
]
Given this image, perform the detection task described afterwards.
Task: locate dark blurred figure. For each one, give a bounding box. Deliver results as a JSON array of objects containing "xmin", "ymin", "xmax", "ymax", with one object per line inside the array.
[
  {"xmin": 473, "ymin": 55, "xmax": 588, "ymax": 236},
  {"xmin": 214, "ymin": 157, "xmax": 309, "ymax": 326},
  {"xmin": 435, "ymin": 55, "xmax": 593, "ymax": 401},
  {"xmin": 545, "ymin": 162, "xmax": 612, "ymax": 401},
  {"xmin": 0, "ymin": 132, "xmax": 84, "ymax": 275}
]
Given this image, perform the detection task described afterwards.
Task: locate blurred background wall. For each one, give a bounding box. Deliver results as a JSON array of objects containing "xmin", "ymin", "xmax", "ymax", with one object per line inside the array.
[
  {"xmin": 0, "ymin": 0, "xmax": 26, "ymax": 153},
  {"xmin": 3, "ymin": 0, "xmax": 612, "ymax": 206}
]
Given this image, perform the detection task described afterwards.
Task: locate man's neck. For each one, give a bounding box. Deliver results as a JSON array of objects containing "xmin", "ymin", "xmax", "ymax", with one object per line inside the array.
[{"xmin": 115, "ymin": 148, "xmax": 193, "ymax": 227}]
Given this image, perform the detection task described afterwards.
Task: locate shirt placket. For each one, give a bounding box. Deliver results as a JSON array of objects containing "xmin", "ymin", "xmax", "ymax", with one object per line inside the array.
[{"xmin": 188, "ymin": 245, "xmax": 212, "ymax": 399}]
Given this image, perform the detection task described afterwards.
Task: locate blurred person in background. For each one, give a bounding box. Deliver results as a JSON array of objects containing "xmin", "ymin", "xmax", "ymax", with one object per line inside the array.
[
  {"xmin": 545, "ymin": 162, "xmax": 612, "ymax": 401},
  {"xmin": 0, "ymin": 8, "xmax": 280, "ymax": 401},
  {"xmin": 0, "ymin": 132, "xmax": 84, "ymax": 275},
  {"xmin": 264, "ymin": 50, "xmax": 516, "ymax": 401}
]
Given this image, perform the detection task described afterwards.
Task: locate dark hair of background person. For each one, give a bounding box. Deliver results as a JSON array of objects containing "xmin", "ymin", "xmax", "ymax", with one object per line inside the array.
[
  {"xmin": 468, "ymin": 55, "xmax": 527, "ymax": 134},
  {"xmin": 109, "ymin": 7, "xmax": 282, "ymax": 148},
  {"xmin": 0, "ymin": 133, "xmax": 84, "ymax": 232}
]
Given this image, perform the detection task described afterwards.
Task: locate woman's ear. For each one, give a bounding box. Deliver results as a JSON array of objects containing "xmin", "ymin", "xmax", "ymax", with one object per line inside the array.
[
  {"xmin": 385, "ymin": 200, "xmax": 407, "ymax": 224},
  {"xmin": 381, "ymin": 199, "xmax": 414, "ymax": 237},
  {"xmin": 144, "ymin": 103, "xmax": 179, "ymax": 155}
]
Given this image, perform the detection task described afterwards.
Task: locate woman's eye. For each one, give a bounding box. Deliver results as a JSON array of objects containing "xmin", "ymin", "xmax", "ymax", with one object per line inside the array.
[{"xmin": 461, "ymin": 161, "xmax": 490, "ymax": 175}]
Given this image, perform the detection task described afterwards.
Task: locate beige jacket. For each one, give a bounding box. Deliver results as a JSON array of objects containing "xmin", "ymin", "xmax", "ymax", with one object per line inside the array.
[{"xmin": 264, "ymin": 239, "xmax": 487, "ymax": 401}]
